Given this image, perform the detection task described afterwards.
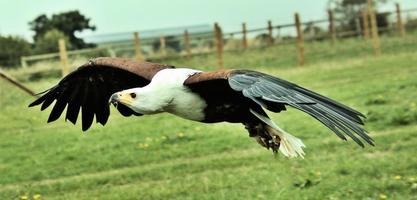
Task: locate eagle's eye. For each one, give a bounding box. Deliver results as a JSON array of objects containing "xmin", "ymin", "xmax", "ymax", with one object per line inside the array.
[{"xmin": 130, "ymin": 93, "xmax": 137, "ymax": 99}]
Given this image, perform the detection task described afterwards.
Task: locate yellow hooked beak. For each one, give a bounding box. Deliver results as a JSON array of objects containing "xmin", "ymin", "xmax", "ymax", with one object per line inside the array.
[{"xmin": 109, "ymin": 91, "xmax": 136, "ymax": 106}]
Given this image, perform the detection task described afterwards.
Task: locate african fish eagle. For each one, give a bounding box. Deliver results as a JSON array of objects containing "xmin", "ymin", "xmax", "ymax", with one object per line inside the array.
[{"xmin": 29, "ymin": 57, "xmax": 374, "ymax": 158}]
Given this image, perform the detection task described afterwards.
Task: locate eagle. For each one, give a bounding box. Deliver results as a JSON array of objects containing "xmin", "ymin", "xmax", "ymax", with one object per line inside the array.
[{"xmin": 29, "ymin": 57, "xmax": 373, "ymax": 158}]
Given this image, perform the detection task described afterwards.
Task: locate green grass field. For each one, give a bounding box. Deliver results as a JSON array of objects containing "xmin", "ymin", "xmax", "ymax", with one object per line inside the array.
[{"xmin": 1, "ymin": 37, "xmax": 417, "ymax": 200}]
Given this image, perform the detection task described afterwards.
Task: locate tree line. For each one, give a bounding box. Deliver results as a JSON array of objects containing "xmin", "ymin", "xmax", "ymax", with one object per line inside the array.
[{"xmin": 0, "ymin": 10, "xmax": 95, "ymax": 67}]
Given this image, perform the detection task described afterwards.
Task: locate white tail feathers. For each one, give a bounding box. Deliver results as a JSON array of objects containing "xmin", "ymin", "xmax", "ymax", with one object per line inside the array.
[{"xmin": 250, "ymin": 109, "xmax": 306, "ymax": 158}]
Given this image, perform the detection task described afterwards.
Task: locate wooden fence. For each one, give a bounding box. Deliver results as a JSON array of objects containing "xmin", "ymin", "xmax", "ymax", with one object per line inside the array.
[
  {"xmin": 2, "ymin": 3, "xmax": 416, "ymax": 96},
  {"xmin": 19, "ymin": 3, "xmax": 416, "ymax": 71}
]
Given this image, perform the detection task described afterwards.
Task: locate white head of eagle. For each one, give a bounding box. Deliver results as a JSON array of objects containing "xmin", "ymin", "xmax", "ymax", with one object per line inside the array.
[
  {"xmin": 110, "ymin": 68, "xmax": 206, "ymax": 121},
  {"xmin": 29, "ymin": 57, "xmax": 374, "ymax": 158}
]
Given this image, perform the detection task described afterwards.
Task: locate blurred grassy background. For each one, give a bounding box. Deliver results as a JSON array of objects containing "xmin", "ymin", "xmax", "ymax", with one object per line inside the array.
[{"xmin": 0, "ymin": 34, "xmax": 417, "ymax": 199}]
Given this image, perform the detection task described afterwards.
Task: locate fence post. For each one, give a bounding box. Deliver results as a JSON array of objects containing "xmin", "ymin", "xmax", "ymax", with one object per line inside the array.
[
  {"xmin": 294, "ymin": 13, "xmax": 305, "ymax": 66},
  {"xmin": 20, "ymin": 57, "xmax": 28, "ymax": 68},
  {"xmin": 107, "ymin": 48, "xmax": 116, "ymax": 57},
  {"xmin": 355, "ymin": 17, "xmax": 362, "ymax": 37},
  {"xmin": 183, "ymin": 30, "xmax": 191, "ymax": 59},
  {"xmin": 396, "ymin": 3, "xmax": 406, "ymax": 37},
  {"xmin": 58, "ymin": 39, "xmax": 69, "ymax": 77},
  {"xmin": 160, "ymin": 34, "xmax": 167, "ymax": 57},
  {"xmin": 214, "ymin": 23, "xmax": 224, "ymax": 68},
  {"xmin": 328, "ymin": 10, "xmax": 336, "ymax": 44},
  {"xmin": 368, "ymin": 0, "xmax": 381, "ymax": 56},
  {"xmin": 362, "ymin": 10, "xmax": 370, "ymax": 40},
  {"xmin": 133, "ymin": 32, "xmax": 143, "ymax": 61},
  {"xmin": 242, "ymin": 22, "xmax": 248, "ymax": 49},
  {"xmin": 267, "ymin": 20, "xmax": 274, "ymax": 45}
]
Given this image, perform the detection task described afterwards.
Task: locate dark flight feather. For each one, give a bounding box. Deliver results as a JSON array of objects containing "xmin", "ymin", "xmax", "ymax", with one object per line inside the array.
[
  {"xmin": 80, "ymin": 79, "xmax": 94, "ymax": 131},
  {"xmin": 65, "ymin": 81, "xmax": 82, "ymax": 124},
  {"xmin": 47, "ymin": 87, "xmax": 71, "ymax": 123},
  {"xmin": 29, "ymin": 57, "xmax": 173, "ymax": 131},
  {"xmin": 40, "ymin": 92, "xmax": 56, "ymax": 111}
]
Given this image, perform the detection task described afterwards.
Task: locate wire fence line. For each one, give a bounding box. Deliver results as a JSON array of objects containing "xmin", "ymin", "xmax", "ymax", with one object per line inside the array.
[{"xmin": 19, "ymin": 4, "xmax": 417, "ymax": 71}]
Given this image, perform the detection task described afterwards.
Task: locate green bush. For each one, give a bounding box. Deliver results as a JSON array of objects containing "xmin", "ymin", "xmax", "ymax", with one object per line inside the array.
[
  {"xmin": 33, "ymin": 29, "xmax": 72, "ymax": 54},
  {"xmin": 0, "ymin": 35, "xmax": 32, "ymax": 67}
]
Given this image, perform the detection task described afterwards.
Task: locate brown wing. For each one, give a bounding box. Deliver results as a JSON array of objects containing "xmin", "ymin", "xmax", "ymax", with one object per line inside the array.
[
  {"xmin": 29, "ymin": 57, "xmax": 174, "ymax": 131},
  {"xmin": 184, "ymin": 69, "xmax": 233, "ymax": 84},
  {"xmin": 183, "ymin": 70, "xmax": 237, "ymax": 105}
]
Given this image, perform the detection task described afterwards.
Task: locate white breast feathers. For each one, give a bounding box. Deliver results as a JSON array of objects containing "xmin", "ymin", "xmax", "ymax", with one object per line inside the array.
[{"xmin": 140, "ymin": 68, "xmax": 207, "ymax": 121}]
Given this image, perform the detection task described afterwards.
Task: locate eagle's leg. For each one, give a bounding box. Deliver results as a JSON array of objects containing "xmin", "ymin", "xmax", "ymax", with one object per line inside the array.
[{"xmin": 244, "ymin": 122, "xmax": 280, "ymax": 153}]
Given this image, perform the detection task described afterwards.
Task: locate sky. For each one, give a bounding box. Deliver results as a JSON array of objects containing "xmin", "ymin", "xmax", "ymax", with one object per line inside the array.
[{"xmin": 0, "ymin": 0, "xmax": 416, "ymax": 42}]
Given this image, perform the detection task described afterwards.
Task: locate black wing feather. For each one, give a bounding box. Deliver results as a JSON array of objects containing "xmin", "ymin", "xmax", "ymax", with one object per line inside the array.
[
  {"xmin": 29, "ymin": 64, "xmax": 151, "ymax": 131},
  {"xmin": 81, "ymin": 105, "xmax": 94, "ymax": 131},
  {"xmin": 93, "ymin": 81, "xmax": 109, "ymax": 125},
  {"xmin": 65, "ymin": 80, "xmax": 82, "ymax": 124},
  {"xmin": 48, "ymin": 86, "xmax": 71, "ymax": 123},
  {"xmin": 229, "ymin": 70, "xmax": 373, "ymax": 147},
  {"xmin": 66, "ymin": 101, "xmax": 80, "ymax": 125},
  {"xmin": 80, "ymin": 79, "xmax": 95, "ymax": 131},
  {"xmin": 40, "ymin": 92, "xmax": 56, "ymax": 111}
]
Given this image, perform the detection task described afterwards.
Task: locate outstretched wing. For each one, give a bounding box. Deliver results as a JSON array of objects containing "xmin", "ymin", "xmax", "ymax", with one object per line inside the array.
[
  {"xmin": 185, "ymin": 69, "xmax": 373, "ymax": 147},
  {"xmin": 29, "ymin": 57, "xmax": 174, "ymax": 131}
]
